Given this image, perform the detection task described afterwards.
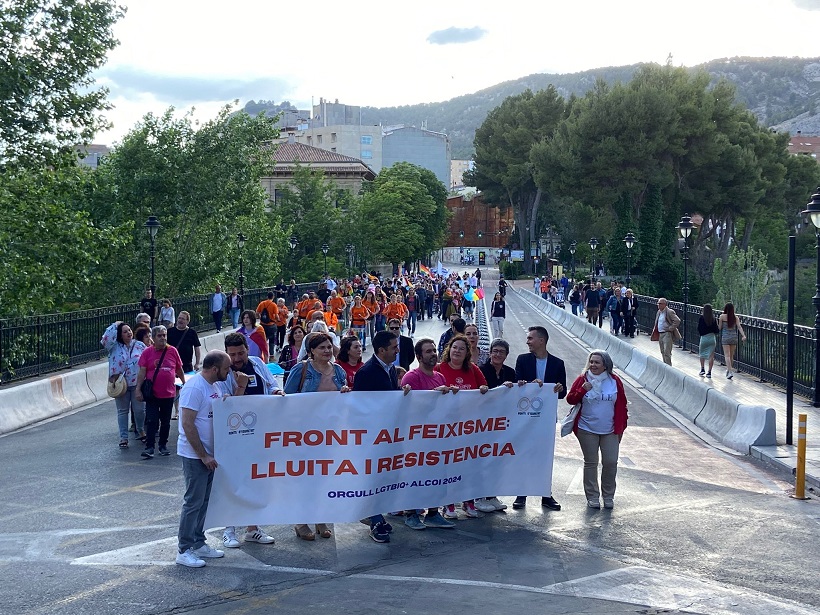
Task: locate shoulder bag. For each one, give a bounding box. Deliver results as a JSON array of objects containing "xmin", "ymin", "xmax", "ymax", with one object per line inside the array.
[{"xmin": 560, "ymin": 402, "xmax": 582, "ymax": 437}]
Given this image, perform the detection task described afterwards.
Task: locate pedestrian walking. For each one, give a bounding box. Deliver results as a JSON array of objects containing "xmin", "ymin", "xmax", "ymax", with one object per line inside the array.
[
  {"xmin": 697, "ymin": 304, "xmax": 720, "ymax": 378},
  {"xmin": 719, "ymin": 303, "xmax": 746, "ymax": 379}
]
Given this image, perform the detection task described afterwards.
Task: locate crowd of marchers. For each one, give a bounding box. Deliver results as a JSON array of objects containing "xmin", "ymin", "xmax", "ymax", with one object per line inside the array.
[{"xmin": 102, "ymin": 267, "xmax": 629, "ymax": 568}]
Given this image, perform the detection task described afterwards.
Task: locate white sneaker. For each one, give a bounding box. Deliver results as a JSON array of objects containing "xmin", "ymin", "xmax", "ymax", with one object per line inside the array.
[
  {"xmin": 473, "ymin": 498, "xmax": 497, "ymax": 513},
  {"xmin": 442, "ymin": 504, "xmax": 459, "ymax": 519},
  {"xmin": 485, "ymin": 496, "xmax": 508, "ymax": 511},
  {"xmin": 176, "ymin": 548, "xmax": 206, "ymax": 567},
  {"xmin": 192, "ymin": 544, "xmax": 224, "ymax": 559},
  {"xmin": 222, "ymin": 527, "xmax": 240, "ymax": 548},
  {"xmin": 462, "ymin": 501, "xmax": 484, "ymax": 518},
  {"xmin": 244, "ymin": 529, "xmax": 275, "ymax": 544}
]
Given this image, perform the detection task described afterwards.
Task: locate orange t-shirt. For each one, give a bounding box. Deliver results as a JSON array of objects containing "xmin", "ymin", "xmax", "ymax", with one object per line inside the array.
[
  {"xmin": 328, "ymin": 296, "xmax": 346, "ymax": 315},
  {"xmin": 297, "ymin": 299, "xmax": 313, "ymax": 319},
  {"xmin": 383, "ymin": 302, "xmax": 408, "ymax": 322},
  {"xmin": 350, "ymin": 305, "xmax": 371, "ymax": 326},
  {"xmin": 362, "ymin": 298, "xmax": 379, "ymax": 317},
  {"xmin": 256, "ymin": 300, "xmax": 278, "ymax": 325},
  {"xmin": 322, "ymin": 310, "xmax": 338, "ymax": 329},
  {"xmin": 273, "ymin": 305, "xmax": 289, "ymax": 327}
]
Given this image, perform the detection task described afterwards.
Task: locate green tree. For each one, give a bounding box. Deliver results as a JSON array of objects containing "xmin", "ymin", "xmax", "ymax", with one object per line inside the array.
[
  {"xmin": 0, "ymin": 165, "xmax": 130, "ymax": 316},
  {"xmin": 713, "ymin": 246, "xmax": 779, "ymax": 318},
  {"xmin": 0, "ymin": 0, "xmax": 125, "ymax": 167},
  {"xmin": 465, "ymin": 87, "xmax": 566, "ymax": 273},
  {"xmin": 97, "ymin": 104, "xmax": 283, "ymax": 299}
]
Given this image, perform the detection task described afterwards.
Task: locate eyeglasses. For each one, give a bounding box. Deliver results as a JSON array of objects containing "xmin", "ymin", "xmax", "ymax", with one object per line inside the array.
[{"xmin": 389, "ymin": 326, "xmax": 401, "ymax": 330}]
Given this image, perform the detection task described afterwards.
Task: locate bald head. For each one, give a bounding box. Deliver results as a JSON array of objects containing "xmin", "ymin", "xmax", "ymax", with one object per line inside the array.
[{"xmin": 201, "ymin": 350, "xmax": 230, "ymax": 383}]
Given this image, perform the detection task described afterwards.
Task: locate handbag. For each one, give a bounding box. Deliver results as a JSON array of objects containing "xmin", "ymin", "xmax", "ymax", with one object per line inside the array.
[
  {"xmin": 560, "ymin": 403, "xmax": 582, "ymax": 437},
  {"xmin": 140, "ymin": 346, "xmax": 169, "ymax": 401},
  {"xmin": 107, "ymin": 373, "xmax": 127, "ymax": 398}
]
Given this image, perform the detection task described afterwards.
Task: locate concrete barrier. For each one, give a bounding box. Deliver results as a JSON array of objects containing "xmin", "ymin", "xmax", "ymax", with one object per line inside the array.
[
  {"xmin": 607, "ymin": 336, "xmax": 633, "ymax": 369},
  {"xmin": 723, "ymin": 405, "xmax": 777, "ymax": 451},
  {"xmin": 696, "ymin": 388, "xmax": 739, "ymax": 443},
  {"xmin": 565, "ymin": 313, "xmax": 585, "ymax": 336},
  {"xmin": 203, "ymin": 332, "xmax": 226, "ymax": 353},
  {"xmin": 678, "ymin": 375, "xmax": 709, "ymax": 422},
  {"xmin": 624, "ymin": 348, "xmax": 648, "ymax": 380},
  {"xmin": 653, "ymin": 367, "xmax": 687, "ymax": 408},
  {"xmin": 85, "ymin": 363, "xmax": 110, "ymax": 402},
  {"xmin": 59, "ymin": 369, "xmax": 96, "ymax": 409},
  {"xmin": 640, "ymin": 357, "xmax": 667, "ymax": 395},
  {"xmin": 0, "ymin": 377, "xmax": 71, "ymax": 435}
]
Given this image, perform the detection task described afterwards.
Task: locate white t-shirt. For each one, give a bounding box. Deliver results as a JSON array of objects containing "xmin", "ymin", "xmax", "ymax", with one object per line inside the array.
[
  {"xmin": 578, "ymin": 376, "xmax": 618, "ymax": 434},
  {"xmin": 177, "ymin": 374, "xmax": 221, "ymax": 459},
  {"xmin": 658, "ymin": 310, "xmax": 668, "ymax": 332}
]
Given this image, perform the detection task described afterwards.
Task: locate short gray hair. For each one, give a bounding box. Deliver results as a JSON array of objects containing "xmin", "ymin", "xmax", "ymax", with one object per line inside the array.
[
  {"xmin": 151, "ymin": 325, "xmax": 167, "ymax": 337},
  {"xmin": 136, "ymin": 312, "xmax": 151, "ymax": 324},
  {"xmin": 586, "ymin": 349, "xmax": 614, "ymax": 376}
]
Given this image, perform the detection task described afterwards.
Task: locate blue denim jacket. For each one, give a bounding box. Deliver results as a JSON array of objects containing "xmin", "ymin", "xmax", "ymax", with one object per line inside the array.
[{"xmin": 284, "ymin": 360, "xmax": 347, "ymax": 393}]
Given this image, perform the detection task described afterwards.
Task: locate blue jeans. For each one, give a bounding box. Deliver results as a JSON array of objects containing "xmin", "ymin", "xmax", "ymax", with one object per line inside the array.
[
  {"xmin": 610, "ymin": 310, "xmax": 623, "ymax": 333},
  {"xmin": 571, "ymin": 303, "xmax": 580, "ymax": 315},
  {"xmin": 212, "ymin": 310, "xmax": 224, "ymax": 331},
  {"xmin": 115, "ymin": 386, "xmax": 145, "ymax": 439},
  {"xmin": 178, "ymin": 457, "xmax": 214, "ymax": 553},
  {"xmin": 230, "ymin": 308, "xmax": 241, "ymax": 328},
  {"xmin": 407, "ymin": 310, "xmax": 417, "ymax": 333}
]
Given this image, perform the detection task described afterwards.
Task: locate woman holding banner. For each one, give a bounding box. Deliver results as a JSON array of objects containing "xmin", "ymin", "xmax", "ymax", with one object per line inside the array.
[
  {"xmin": 284, "ymin": 333, "xmax": 350, "ymax": 540},
  {"xmin": 435, "ymin": 335, "xmax": 489, "ymax": 519},
  {"xmin": 565, "ymin": 350, "xmax": 628, "ymax": 510}
]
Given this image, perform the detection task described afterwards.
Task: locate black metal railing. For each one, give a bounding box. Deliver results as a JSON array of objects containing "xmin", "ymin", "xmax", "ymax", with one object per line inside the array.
[
  {"xmin": 0, "ymin": 284, "xmax": 317, "ymax": 386},
  {"xmin": 634, "ymin": 295, "xmax": 815, "ymax": 398}
]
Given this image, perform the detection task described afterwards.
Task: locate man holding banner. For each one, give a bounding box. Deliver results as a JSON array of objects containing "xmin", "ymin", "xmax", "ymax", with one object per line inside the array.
[
  {"xmin": 175, "ymin": 351, "xmax": 232, "ymax": 568},
  {"xmin": 513, "ymin": 326, "xmax": 567, "ymax": 512},
  {"xmin": 400, "ymin": 338, "xmax": 457, "ymax": 531}
]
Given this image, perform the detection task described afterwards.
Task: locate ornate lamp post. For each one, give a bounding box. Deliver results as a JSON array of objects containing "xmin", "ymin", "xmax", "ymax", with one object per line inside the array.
[
  {"xmin": 321, "ymin": 242, "xmax": 329, "ymax": 276},
  {"xmin": 623, "ymin": 232, "xmax": 637, "ymax": 288},
  {"xmin": 143, "ymin": 215, "xmax": 161, "ymax": 297},
  {"xmin": 236, "ymin": 232, "xmax": 246, "ymax": 298},
  {"xmin": 677, "ymin": 214, "xmax": 694, "ymax": 351},
  {"xmin": 288, "ymin": 235, "xmax": 298, "ymax": 281},
  {"xmin": 801, "ymin": 188, "xmax": 820, "ymax": 406},
  {"xmin": 588, "ymin": 238, "xmax": 599, "ymax": 284},
  {"xmin": 569, "ymin": 241, "xmax": 577, "ymax": 282},
  {"xmin": 345, "ymin": 244, "xmax": 353, "ymax": 279}
]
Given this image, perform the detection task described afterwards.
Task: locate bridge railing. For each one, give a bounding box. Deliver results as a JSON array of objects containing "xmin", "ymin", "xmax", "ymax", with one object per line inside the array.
[
  {"xmin": 633, "ymin": 295, "xmax": 814, "ymax": 398},
  {"xmin": 0, "ymin": 284, "xmax": 316, "ymax": 385}
]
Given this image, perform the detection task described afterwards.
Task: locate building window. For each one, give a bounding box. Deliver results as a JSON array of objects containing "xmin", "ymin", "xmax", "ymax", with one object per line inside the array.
[
  {"xmin": 361, "ymin": 150, "xmax": 372, "ymax": 159},
  {"xmin": 331, "ymin": 147, "xmax": 336, "ymax": 152},
  {"xmin": 331, "ymin": 133, "xmax": 337, "ymax": 143},
  {"xmin": 317, "ymin": 134, "xmax": 323, "ymax": 145},
  {"xmin": 361, "ymin": 135, "xmax": 372, "ymax": 145},
  {"xmin": 273, "ymin": 189, "xmax": 284, "ymax": 204},
  {"xmin": 307, "ymin": 136, "xmax": 312, "ymax": 145}
]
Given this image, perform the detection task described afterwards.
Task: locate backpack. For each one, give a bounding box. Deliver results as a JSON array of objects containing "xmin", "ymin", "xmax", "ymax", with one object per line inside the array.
[{"xmin": 260, "ymin": 305, "xmax": 271, "ymax": 324}]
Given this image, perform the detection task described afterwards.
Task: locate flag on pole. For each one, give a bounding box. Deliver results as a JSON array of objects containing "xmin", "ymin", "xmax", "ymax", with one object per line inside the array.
[
  {"xmin": 419, "ymin": 264, "xmax": 432, "ymax": 276},
  {"xmin": 435, "ymin": 261, "xmax": 448, "ymax": 277},
  {"xmin": 464, "ymin": 288, "xmax": 476, "ymax": 302},
  {"xmin": 476, "ymin": 287, "xmax": 485, "ymax": 300}
]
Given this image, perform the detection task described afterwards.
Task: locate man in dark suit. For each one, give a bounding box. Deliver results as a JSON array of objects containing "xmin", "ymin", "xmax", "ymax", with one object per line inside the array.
[
  {"xmin": 513, "ymin": 325, "xmax": 567, "ymax": 512},
  {"xmin": 387, "ymin": 318, "xmax": 415, "ymax": 371},
  {"xmin": 353, "ymin": 330, "xmax": 410, "ymax": 542}
]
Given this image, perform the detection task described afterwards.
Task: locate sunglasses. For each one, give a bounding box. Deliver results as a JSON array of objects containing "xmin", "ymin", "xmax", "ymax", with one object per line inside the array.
[{"xmin": 389, "ymin": 326, "xmax": 401, "ymax": 330}]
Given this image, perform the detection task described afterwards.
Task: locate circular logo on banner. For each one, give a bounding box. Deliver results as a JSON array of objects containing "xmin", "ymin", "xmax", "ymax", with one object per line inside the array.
[
  {"xmin": 241, "ymin": 412, "xmax": 258, "ymax": 428},
  {"xmin": 227, "ymin": 413, "xmax": 243, "ymax": 430},
  {"xmin": 517, "ymin": 397, "xmax": 544, "ymax": 411}
]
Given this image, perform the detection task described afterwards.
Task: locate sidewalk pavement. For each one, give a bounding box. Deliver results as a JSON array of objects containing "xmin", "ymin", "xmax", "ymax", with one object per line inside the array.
[{"xmin": 508, "ymin": 279, "xmax": 820, "ymax": 491}]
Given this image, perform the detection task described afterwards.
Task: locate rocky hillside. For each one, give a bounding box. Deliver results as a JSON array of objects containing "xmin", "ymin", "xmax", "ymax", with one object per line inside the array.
[{"xmin": 244, "ymin": 56, "xmax": 820, "ymax": 159}]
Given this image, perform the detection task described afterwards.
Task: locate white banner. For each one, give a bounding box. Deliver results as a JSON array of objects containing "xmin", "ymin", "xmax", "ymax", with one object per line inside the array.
[{"xmin": 204, "ymin": 383, "xmax": 556, "ymax": 526}]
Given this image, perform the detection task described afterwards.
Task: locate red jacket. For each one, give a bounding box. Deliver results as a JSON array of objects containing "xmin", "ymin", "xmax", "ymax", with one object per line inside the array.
[{"xmin": 566, "ymin": 373, "xmax": 628, "ymax": 435}]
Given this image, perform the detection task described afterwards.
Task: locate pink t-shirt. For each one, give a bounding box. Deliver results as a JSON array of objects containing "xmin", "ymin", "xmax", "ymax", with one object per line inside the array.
[
  {"xmin": 401, "ymin": 368, "xmax": 446, "ymax": 391},
  {"xmin": 138, "ymin": 345, "xmax": 183, "ymax": 399}
]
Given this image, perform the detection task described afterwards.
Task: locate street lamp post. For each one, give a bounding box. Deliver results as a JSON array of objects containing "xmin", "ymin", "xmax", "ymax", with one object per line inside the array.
[
  {"xmin": 345, "ymin": 244, "xmax": 353, "ymax": 279},
  {"xmin": 588, "ymin": 238, "xmax": 599, "ymax": 284},
  {"xmin": 288, "ymin": 236, "xmax": 298, "ymax": 281},
  {"xmin": 237, "ymin": 232, "xmax": 246, "ymax": 299},
  {"xmin": 801, "ymin": 188, "xmax": 820, "ymax": 406},
  {"xmin": 623, "ymin": 232, "xmax": 636, "ymax": 288},
  {"xmin": 144, "ymin": 215, "xmax": 161, "ymax": 297},
  {"xmin": 569, "ymin": 241, "xmax": 577, "ymax": 282},
  {"xmin": 677, "ymin": 214, "xmax": 694, "ymax": 351},
  {"xmin": 321, "ymin": 243, "xmax": 329, "ymax": 276}
]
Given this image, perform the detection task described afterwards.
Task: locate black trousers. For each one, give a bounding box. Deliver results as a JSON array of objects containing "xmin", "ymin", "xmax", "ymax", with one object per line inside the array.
[{"xmin": 145, "ymin": 396, "xmax": 174, "ymax": 449}]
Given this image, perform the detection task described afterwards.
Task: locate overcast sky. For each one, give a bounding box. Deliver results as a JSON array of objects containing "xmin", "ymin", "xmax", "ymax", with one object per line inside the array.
[{"xmin": 94, "ymin": 0, "xmax": 820, "ymax": 144}]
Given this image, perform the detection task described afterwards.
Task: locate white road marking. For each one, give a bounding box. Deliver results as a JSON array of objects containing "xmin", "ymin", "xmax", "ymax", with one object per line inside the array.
[{"xmin": 566, "ymin": 468, "xmax": 585, "ymax": 495}]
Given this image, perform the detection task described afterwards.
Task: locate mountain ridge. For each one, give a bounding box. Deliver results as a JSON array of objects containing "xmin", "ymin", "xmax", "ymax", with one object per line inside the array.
[{"xmin": 244, "ymin": 56, "xmax": 820, "ymax": 159}]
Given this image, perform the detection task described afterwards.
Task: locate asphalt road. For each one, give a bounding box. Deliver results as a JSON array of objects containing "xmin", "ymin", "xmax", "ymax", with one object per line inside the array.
[{"xmin": 0, "ymin": 278, "xmax": 818, "ymax": 614}]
